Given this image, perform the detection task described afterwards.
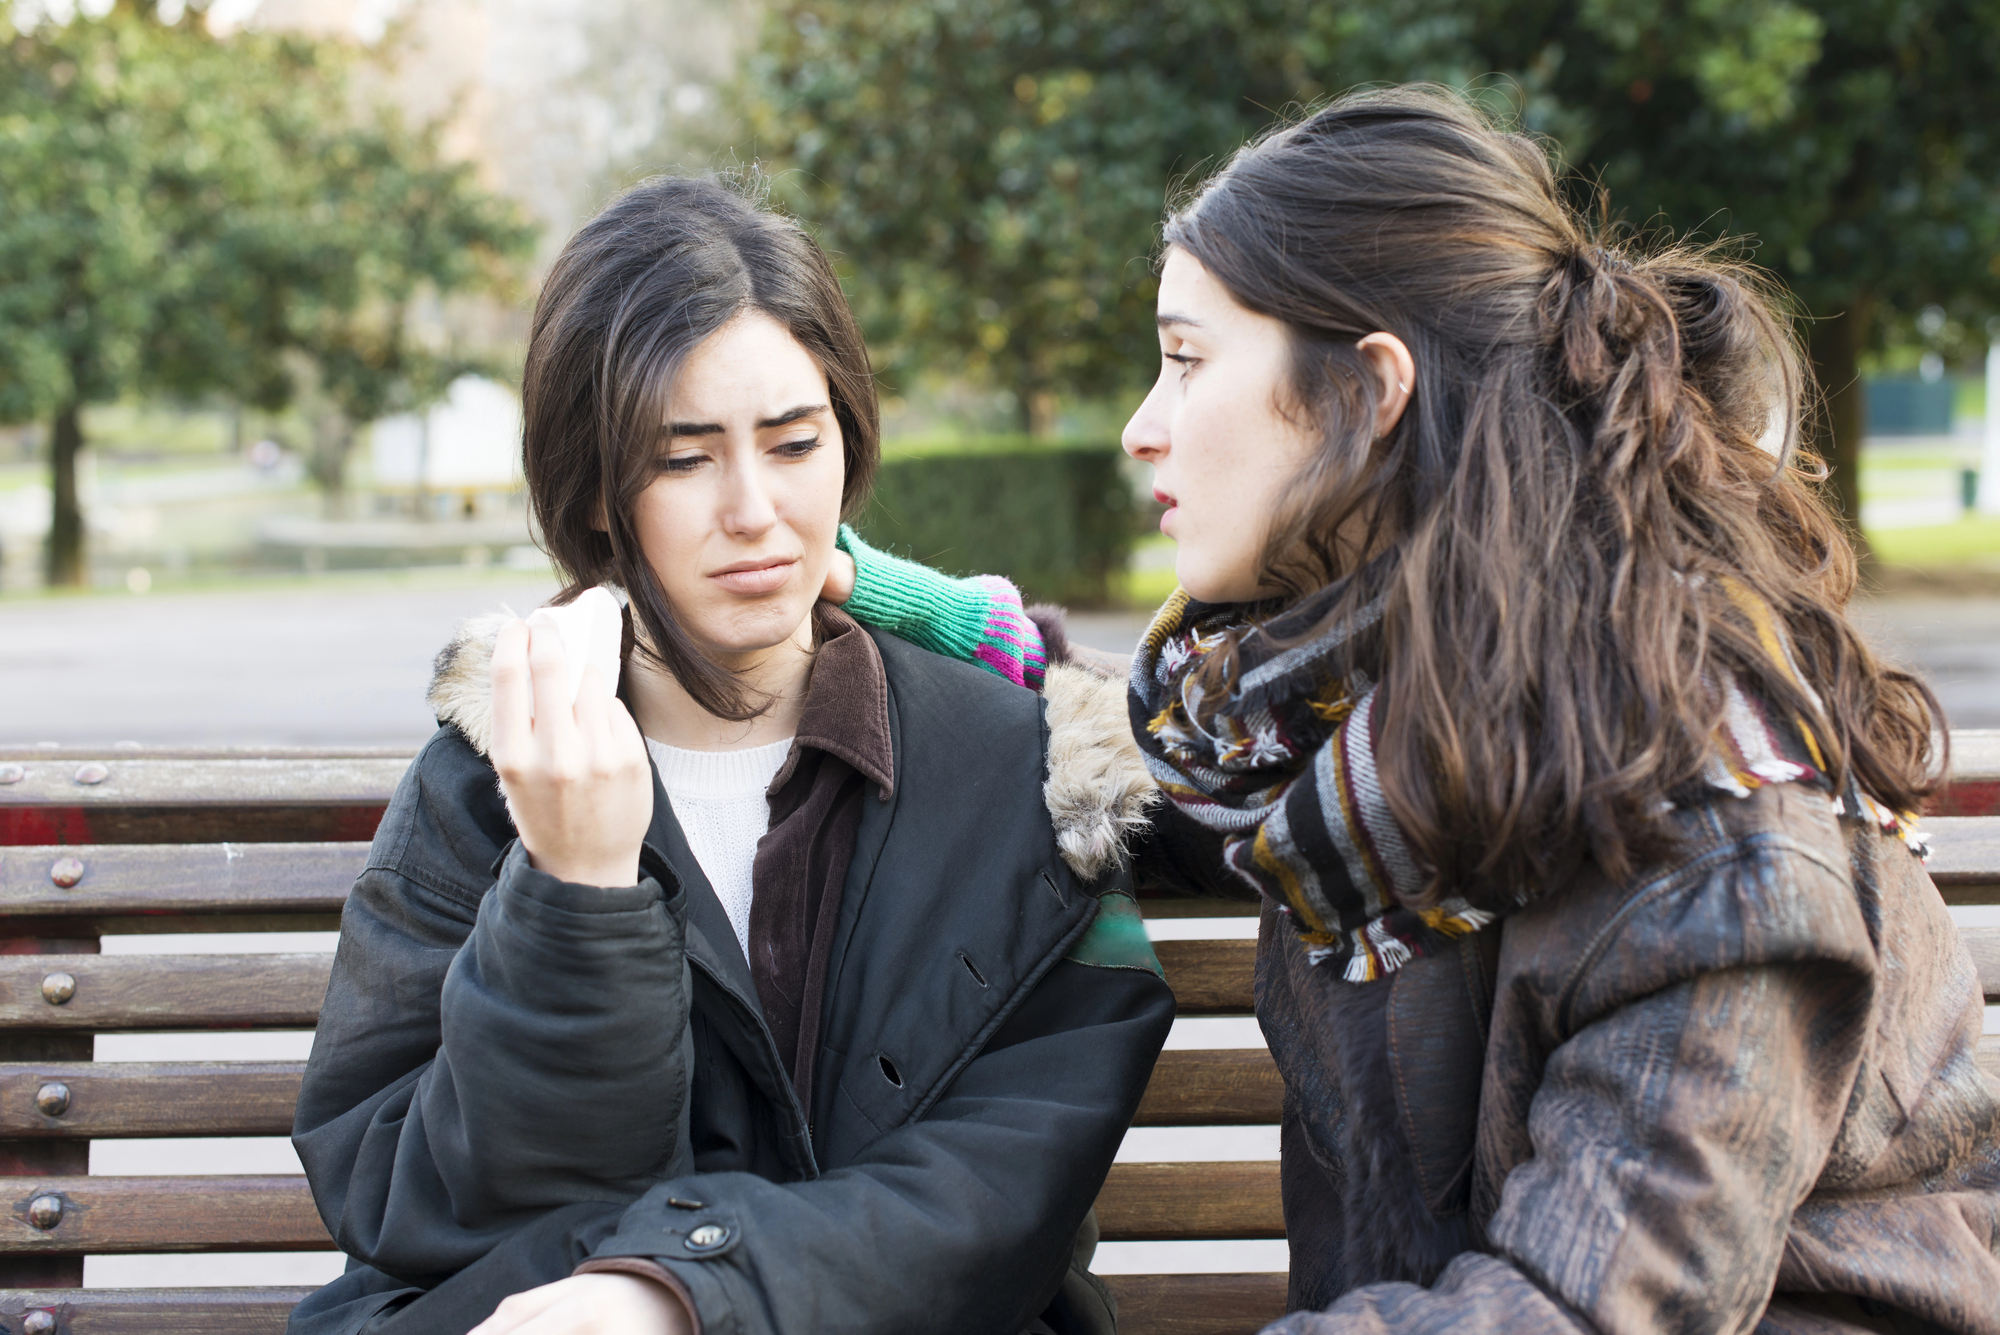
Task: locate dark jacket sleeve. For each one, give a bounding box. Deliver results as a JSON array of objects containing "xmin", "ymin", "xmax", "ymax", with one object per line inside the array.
[
  {"xmin": 1264, "ymin": 828, "xmax": 1880, "ymax": 1333},
  {"xmin": 292, "ymin": 742, "xmax": 694, "ymax": 1282},
  {"xmin": 586, "ymin": 956, "xmax": 1175, "ymax": 1335}
]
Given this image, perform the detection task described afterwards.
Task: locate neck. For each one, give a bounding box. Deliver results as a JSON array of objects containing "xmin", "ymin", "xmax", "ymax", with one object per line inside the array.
[{"xmin": 627, "ymin": 615, "xmax": 815, "ymax": 750}]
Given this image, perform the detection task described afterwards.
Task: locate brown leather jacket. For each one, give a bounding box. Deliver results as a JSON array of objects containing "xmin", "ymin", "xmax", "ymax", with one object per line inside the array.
[{"xmin": 1256, "ymin": 782, "xmax": 2000, "ymax": 1334}]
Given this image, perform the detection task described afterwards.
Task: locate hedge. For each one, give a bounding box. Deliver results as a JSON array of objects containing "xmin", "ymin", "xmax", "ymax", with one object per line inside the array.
[{"xmin": 854, "ymin": 440, "xmax": 1140, "ymax": 607}]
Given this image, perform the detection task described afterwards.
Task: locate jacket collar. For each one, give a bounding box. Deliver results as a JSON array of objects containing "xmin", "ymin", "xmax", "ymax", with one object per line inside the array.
[{"xmin": 769, "ymin": 604, "xmax": 893, "ymax": 800}]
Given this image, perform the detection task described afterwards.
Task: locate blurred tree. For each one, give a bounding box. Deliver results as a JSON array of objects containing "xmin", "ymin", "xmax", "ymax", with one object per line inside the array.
[
  {"xmin": 1459, "ymin": 0, "xmax": 2000, "ymax": 549},
  {"xmin": 0, "ymin": 2, "xmax": 532, "ymax": 585},
  {"xmin": 739, "ymin": 2, "xmax": 1307, "ymax": 434},
  {"xmin": 743, "ymin": 0, "xmax": 2000, "ymax": 533}
]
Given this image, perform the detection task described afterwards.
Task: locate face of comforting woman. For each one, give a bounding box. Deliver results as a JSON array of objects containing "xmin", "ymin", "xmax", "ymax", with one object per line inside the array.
[
  {"xmin": 1122, "ymin": 247, "xmax": 1324, "ymax": 604},
  {"xmin": 636, "ymin": 310, "xmax": 845, "ymax": 663}
]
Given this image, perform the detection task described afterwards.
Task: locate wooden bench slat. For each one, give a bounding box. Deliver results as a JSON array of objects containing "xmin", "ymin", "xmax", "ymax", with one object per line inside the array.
[
  {"xmin": 1135, "ymin": 1051, "xmax": 1282, "ymax": 1127},
  {"xmin": 0, "ymin": 1032, "xmax": 1982, "ymax": 1142},
  {"xmin": 1932, "ymin": 731, "xmax": 2000, "ymax": 818},
  {"xmin": 0, "ymin": 1177, "xmax": 331, "ymax": 1253},
  {"xmin": 0, "ymin": 1281, "xmax": 1290, "ymax": 1335},
  {"xmin": 1156, "ymin": 939, "xmax": 1256, "ymax": 1014},
  {"xmin": 0, "ymin": 1288, "xmax": 317, "ymax": 1335},
  {"xmin": 0, "ymin": 930, "xmax": 1992, "ymax": 1038},
  {"xmin": 0, "ymin": 955, "xmax": 330, "ymax": 1031},
  {"xmin": 0, "ymin": 1063, "xmax": 305, "ymax": 1138},
  {"xmin": 0, "ymin": 1163, "xmax": 1277, "ymax": 1251},
  {"xmin": 1096, "ymin": 1162, "xmax": 1284, "ymax": 1241},
  {"xmin": 0, "ymin": 843, "xmax": 362, "ymax": 929},
  {"xmin": 1923, "ymin": 817, "xmax": 2000, "ymax": 903},
  {"xmin": 0, "ymin": 760, "xmax": 406, "ymax": 846},
  {"xmin": 1136, "ymin": 897, "xmax": 1262, "ymax": 919},
  {"xmin": 1101, "ymin": 1274, "xmax": 1289, "ymax": 1335}
]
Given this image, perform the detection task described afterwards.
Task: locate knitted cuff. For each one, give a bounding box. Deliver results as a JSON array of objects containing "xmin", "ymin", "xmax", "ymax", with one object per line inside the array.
[{"xmin": 836, "ymin": 525, "xmax": 1047, "ymax": 690}]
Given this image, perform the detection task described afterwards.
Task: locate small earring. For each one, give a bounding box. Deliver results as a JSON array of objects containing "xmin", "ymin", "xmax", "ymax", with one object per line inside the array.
[{"xmin": 1396, "ymin": 382, "xmax": 1409, "ymax": 394}]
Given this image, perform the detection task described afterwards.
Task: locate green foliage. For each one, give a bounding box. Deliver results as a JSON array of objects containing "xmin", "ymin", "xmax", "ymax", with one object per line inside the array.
[
  {"xmin": 739, "ymin": 2, "xmax": 1311, "ymax": 431},
  {"xmin": 856, "ymin": 444, "xmax": 1139, "ymax": 606},
  {"xmin": 0, "ymin": 3, "xmax": 535, "ymax": 581},
  {"xmin": 742, "ymin": 0, "xmax": 2000, "ymax": 528}
]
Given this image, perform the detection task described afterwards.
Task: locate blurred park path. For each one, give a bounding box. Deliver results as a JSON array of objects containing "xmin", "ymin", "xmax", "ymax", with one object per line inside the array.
[
  {"xmin": 1, "ymin": 571, "xmax": 559, "ymax": 746},
  {"xmin": 3, "ymin": 583, "xmax": 1997, "ymax": 746}
]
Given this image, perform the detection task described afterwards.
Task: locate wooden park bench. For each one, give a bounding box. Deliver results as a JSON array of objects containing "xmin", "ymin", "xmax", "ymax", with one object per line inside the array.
[{"xmin": 0, "ymin": 734, "xmax": 1995, "ymax": 1335}]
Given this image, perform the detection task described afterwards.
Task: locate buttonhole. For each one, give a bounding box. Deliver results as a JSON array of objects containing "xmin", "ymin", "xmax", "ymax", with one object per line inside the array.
[
  {"xmin": 957, "ymin": 952, "xmax": 988, "ymax": 987},
  {"xmin": 877, "ymin": 1053, "xmax": 903, "ymax": 1088}
]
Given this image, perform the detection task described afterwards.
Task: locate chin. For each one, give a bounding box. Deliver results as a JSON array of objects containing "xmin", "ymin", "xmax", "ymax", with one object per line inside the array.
[
  {"xmin": 1176, "ymin": 560, "xmax": 1260, "ymax": 605},
  {"xmin": 694, "ymin": 593, "xmax": 816, "ymax": 657}
]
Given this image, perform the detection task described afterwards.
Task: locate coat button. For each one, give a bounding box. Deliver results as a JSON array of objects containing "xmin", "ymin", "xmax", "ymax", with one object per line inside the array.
[{"xmin": 684, "ymin": 1223, "xmax": 730, "ymax": 1252}]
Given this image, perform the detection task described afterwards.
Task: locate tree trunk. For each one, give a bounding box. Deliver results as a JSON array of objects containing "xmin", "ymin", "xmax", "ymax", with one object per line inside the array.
[
  {"xmin": 309, "ymin": 410, "xmax": 354, "ymax": 520},
  {"xmin": 45, "ymin": 400, "xmax": 86, "ymax": 588},
  {"xmin": 1804, "ymin": 297, "xmax": 1873, "ymax": 564}
]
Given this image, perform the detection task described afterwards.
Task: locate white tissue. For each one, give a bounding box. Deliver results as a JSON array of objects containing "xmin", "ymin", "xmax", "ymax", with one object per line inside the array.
[{"xmin": 525, "ymin": 585, "xmax": 623, "ymax": 713}]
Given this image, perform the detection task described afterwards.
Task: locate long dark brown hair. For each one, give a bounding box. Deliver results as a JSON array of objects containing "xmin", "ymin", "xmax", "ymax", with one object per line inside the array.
[
  {"xmin": 1172, "ymin": 86, "xmax": 1941, "ymax": 901},
  {"xmin": 522, "ymin": 175, "xmax": 879, "ymax": 718}
]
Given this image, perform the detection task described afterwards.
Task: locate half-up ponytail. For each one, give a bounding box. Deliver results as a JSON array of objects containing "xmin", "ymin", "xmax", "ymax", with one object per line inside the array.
[{"xmin": 1169, "ymin": 86, "xmax": 1938, "ymax": 904}]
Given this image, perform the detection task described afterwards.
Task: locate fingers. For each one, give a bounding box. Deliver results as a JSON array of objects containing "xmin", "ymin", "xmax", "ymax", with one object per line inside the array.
[
  {"xmin": 574, "ymin": 666, "xmax": 648, "ymax": 764},
  {"xmin": 488, "ymin": 618, "xmax": 533, "ymax": 767},
  {"xmin": 572, "ymin": 662, "xmax": 612, "ymax": 738},
  {"xmin": 524, "ymin": 611, "xmax": 576, "ymax": 749},
  {"xmin": 822, "ymin": 548, "xmax": 857, "ymax": 603}
]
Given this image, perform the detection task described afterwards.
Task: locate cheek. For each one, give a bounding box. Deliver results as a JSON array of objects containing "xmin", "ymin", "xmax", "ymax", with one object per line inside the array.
[
  {"xmin": 631, "ymin": 479, "xmax": 706, "ymax": 594},
  {"xmin": 778, "ymin": 447, "xmax": 847, "ymax": 548}
]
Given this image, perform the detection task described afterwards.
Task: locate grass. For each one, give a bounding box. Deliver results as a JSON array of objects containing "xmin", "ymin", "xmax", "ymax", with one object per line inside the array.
[{"xmin": 1871, "ymin": 515, "xmax": 2000, "ymax": 568}]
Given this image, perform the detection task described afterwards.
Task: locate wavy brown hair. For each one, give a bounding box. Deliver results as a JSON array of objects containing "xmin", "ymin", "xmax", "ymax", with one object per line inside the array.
[
  {"xmin": 522, "ymin": 175, "xmax": 879, "ymax": 719},
  {"xmin": 1171, "ymin": 86, "xmax": 1941, "ymax": 902}
]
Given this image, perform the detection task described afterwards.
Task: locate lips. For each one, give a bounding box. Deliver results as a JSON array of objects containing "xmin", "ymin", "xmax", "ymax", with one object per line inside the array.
[
  {"xmin": 1153, "ymin": 487, "xmax": 1178, "ymax": 536},
  {"xmin": 709, "ymin": 555, "xmax": 797, "ymax": 596}
]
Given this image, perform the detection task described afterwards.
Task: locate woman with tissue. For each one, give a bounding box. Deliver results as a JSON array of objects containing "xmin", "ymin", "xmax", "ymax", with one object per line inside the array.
[{"xmin": 286, "ymin": 176, "xmax": 1174, "ymax": 1335}]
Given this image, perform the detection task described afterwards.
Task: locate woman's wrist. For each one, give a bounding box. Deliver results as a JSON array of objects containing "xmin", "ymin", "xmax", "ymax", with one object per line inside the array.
[{"xmin": 572, "ymin": 1259, "xmax": 699, "ymax": 1334}]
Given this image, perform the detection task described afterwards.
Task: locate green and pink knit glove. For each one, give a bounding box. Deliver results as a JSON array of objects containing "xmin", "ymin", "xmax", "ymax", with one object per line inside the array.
[{"xmin": 835, "ymin": 525, "xmax": 1049, "ymax": 690}]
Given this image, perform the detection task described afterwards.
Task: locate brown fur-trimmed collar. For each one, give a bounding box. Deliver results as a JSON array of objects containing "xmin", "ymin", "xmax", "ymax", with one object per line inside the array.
[{"xmin": 427, "ymin": 613, "xmax": 1157, "ymax": 882}]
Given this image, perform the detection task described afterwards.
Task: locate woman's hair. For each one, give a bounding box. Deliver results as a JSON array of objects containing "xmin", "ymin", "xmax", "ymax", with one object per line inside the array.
[
  {"xmin": 1170, "ymin": 85, "xmax": 1941, "ymax": 902},
  {"xmin": 523, "ymin": 175, "xmax": 879, "ymax": 718}
]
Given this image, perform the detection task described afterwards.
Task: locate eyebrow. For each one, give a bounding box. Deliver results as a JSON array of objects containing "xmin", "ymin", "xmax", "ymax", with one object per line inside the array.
[
  {"xmin": 1156, "ymin": 312, "xmax": 1202, "ymax": 330},
  {"xmin": 665, "ymin": 403, "xmax": 829, "ymax": 437}
]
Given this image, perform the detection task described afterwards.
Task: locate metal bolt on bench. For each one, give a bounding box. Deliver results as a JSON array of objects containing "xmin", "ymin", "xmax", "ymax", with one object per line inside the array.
[{"xmin": 0, "ymin": 737, "xmax": 1994, "ymax": 1335}]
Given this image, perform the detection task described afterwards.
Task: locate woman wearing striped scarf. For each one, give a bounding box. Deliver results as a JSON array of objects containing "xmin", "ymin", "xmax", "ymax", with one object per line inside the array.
[{"xmin": 833, "ymin": 85, "xmax": 1998, "ymax": 1335}]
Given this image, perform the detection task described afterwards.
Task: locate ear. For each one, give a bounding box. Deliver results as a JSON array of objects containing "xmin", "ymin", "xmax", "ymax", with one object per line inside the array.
[{"xmin": 1356, "ymin": 332, "xmax": 1416, "ymax": 438}]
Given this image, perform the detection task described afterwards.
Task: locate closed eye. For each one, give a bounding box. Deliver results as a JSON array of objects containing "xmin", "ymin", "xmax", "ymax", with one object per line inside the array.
[
  {"xmin": 774, "ymin": 435, "xmax": 822, "ymax": 459},
  {"xmin": 1165, "ymin": 351, "xmax": 1200, "ymax": 376}
]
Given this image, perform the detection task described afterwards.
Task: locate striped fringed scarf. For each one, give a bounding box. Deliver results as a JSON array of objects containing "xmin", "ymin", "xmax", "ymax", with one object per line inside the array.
[{"xmin": 1130, "ymin": 582, "xmax": 1927, "ymax": 984}]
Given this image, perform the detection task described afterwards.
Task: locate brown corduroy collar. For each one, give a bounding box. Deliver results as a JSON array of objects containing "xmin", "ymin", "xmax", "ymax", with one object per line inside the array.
[{"xmin": 768, "ymin": 603, "xmax": 894, "ymax": 801}]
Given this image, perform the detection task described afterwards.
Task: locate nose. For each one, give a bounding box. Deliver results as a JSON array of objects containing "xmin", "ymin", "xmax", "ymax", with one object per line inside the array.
[
  {"xmin": 719, "ymin": 455, "xmax": 778, "ymax": 539},
  {"xmin": 1122, "ymin": 375, "xmax": 1170, "ymax": 463}
]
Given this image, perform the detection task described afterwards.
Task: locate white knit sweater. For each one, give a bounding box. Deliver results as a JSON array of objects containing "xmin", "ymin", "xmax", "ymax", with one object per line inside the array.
[{"xmin": 645, "ymin": 735, "xmax": 794, "ymax": 961}]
